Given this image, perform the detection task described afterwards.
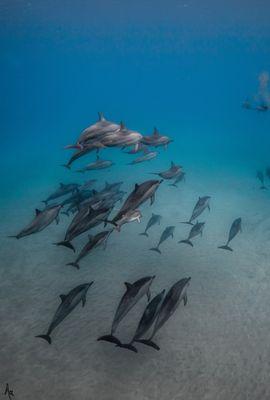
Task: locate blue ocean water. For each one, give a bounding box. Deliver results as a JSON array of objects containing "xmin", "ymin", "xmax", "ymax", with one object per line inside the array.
[{"xmin": 1, "ymin": 1, "xmax": 270, "ymax": 399}]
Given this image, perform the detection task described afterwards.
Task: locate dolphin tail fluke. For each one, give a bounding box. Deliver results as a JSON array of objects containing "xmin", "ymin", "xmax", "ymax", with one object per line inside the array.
[
  {"xmin": 54, "ymin": 241, "xmax": 75, "ymax": 252},
  {"xmin": 149, "ymin": 247, "xmax": 161, "ymax": 254},
  {"xmin": 97, "ymin": 335, "xmax": 122, "ymax": 346},
  {"xmin": 179, "ymin": 239, "xmax": 193, "ymax": 247},
  {"xmin": 218, "ymin": 245, "xmax": 233, "ymax": 252},
  {"xmin": 139, "ymin": 232, "xmax": 149, "ymax": 237},
  {"xmin": 134, "ymin": 339, "xmax": 160, "ymax": 351},
  {"xmin": 66, "ymin": 262, "xmax": 80, "ymax": 269},
  {"xmin": 116, "ymin": 343, "xmax": 138, "ymax": 353},
  {"xmin": 35, "ymin": 334, "xmax": 52, "ymax": 344},
  {"xmin": 181, "ymin": 221, "xmax": 194, "ymax": 225}
]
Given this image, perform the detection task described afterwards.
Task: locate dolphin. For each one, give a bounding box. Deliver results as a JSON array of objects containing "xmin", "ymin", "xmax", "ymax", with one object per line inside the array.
[
  {"xmin": 256, "ymin": 170, "xmax": 267, "ymax": 189},
  {"xmin": 9, "ymin": 204, "xmax": 62, "ymax": 239},
  {"xmin": 43, "ymin": 183, "xmax": 80, "ymax": 205},
  {"xmin": 76, "ymin": 156, "xmax": 114, "ymax": 172},
  {"xmin": 141, "ymin": 127, "xmax": 173, "ymax": 148},
  {"xmin": 150, "ymin": 226, "xmax": 175, "ymax": 254},
  {"xmin": 179, "ymin": 221, "xmax": 205, "ymax": 247},
  {"xmin": 218, "ymin": 217, "xmax": 242, "ymax": 251},
  {"xmin": 104, "ymin": 209, "xmax": 142, "ymax": 232},
  {"xmin": 169, "ymin": 171, "xmax": 186, "ymax": 187},
  {"xmin": 36, "ymin": 282, "xmax": 93, "ymax": 344},
  {"xmin": 117, "ymin": 290, "xmax": 165, "ymax": 353},
  {"xmin": 67, "ymin": 230, "xmax": 112, "ymax": 269},
  {"xmin": 62, "ymin": 141, "xmax": 105, "ymax": 169},
  {"xmin": 97, "ymin": 276, "xmax": 155, "ymax": 346},
  {"xmin": 151, "ymin": 161, "xmax": 182, "ymax": 180},
  {"xmin": 140, "ymin": 213, "xmax": 162, "ymax": 237},
  {"xmin": 128, "ymin": 149, "xmax": 158, "ymax": 165},
  {"xmin": 182, "ymin": 196, "xmax": 211, "ymax": 225},
  {"xmin": 54, "ymin": 206, "xmax": 111, "ymax": 252},
  {"xmin": 102, "ymin": 124, "xmax": 143, "ymax": 149},
  {"xmin": 136, "ymin": 277, "xmax": 191, "ymax": 350}
]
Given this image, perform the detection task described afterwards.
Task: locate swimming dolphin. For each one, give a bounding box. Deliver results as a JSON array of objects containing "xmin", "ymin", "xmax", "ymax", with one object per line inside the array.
[
  {"xmin": 62, "ymin": 141, "xmax": 105, "ymax": 169},
  {"xmin": 136, "ymin": 277, "xmax": 191, "ymax": 350},
  {"xmin": 169, "ymin": 171, "xmax": 186, "ymax": 187},
  {"xmin": 128, "ymin": 149, "xmax": 158, "ymax": 165},
  {"xmin": 117, "ymin": 290, "xmax": 165, "ymax": 353},
  {"xmin": 256, "ymin": 170, "xmax": 267, "ymax": 189},
  {"xmin": 97, "ymin": 276, "xmax": 155, "ymax": 346},
  {"xmin": 9, "ymin": 204, "xmax": 62, "ymax": 239},
  {"xmin": 54, "ymin": 206, "xmax": 111, "ymax": 252},
  {"xmin": 66, "ymin": 230, "xmax": 112, "ymax": 269},
  {"xmin": 104, "ymin": 209, "xmax": 142, "ymax": 232},
  {"xmin": 106, "ymin": 180, "xmax": 162, "ymax": 227},
  {"xmin": 76, "ymin": 156, "xmax": 114, "ymax": 172},
  {"xmin": 141, "ymin": 127, "xmax": 173, "ymax": 148},
  {"xmin": 140, "ymin": 213, "xmax": 162, "ymax": 237},
  {"xmin": 182, "ymin": 196, "xmax": 210, "ymax": 225},
  {"xmin": 151, "ymin": 162, "xmax": 182, "ymax": 180},
  {"xmin": 43, "ymin": 183, "xmax": 80, "ymax": 205},
  {"xmin": 218, "ymin": 217, "xmax": 242, "ymax": 251},
  {"xmin": 150, "ymin": 226, "xmax": 175, "ymax": 254},
  {"xmin": 179, "ymin": 221, "xmax": 205, "ymax": 247},
  {"xmin": 36, "ymin": 282, "xmax": 93, "ymax": 344}
]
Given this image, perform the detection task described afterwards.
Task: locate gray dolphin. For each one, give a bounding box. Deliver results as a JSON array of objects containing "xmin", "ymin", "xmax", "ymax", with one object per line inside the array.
[
  {"xmin": 136, "ymin": 277, "xmax": 191, "ymax": 350},
  {"xmin": 97, "ymin": 276, "xmax": 155, "ymax": 346},
  {"xmin": 169, "ymin": 171, "xmax": 186, "ymax": 188},
  {"xmin": 104, "ymin": 209, "xmax": 142, "ymax": 232},
  {"xmin": 182, "ymin": 196, "xmax": 211, "ymax": 225},
  {"xmin": 218, "ymin": 217, "xmax": 242, "ymax": 251},
  {"xmin": 140, "ymin": 213, "xmax": 162, "ymax": 237},
  {"xmin": 141, "ymin": 127, "xmax": 173, "ymax": 148},
  {"xmin": 117, "ymin": 290, "xmax": 165, "ymax": 353},
  {"xmin": 66, "ymin": 230, "xmax": 112, "ymax": 269},
  {"xmin": 9, "ymin": 204, "xmax": 62, "ymax": 239},
  {"xmin": 76, "ymin": 156, "xmax": 114, "ymax": 172},
  {"xmin": 179, "ymin": 221, "xmax": 205, "ymax": 247},
  {"xmin": 150, "ymin": 226, "xmax": 175, "ymax": 254},
  {"xmin": 43, "ymin": 183, "xmax": 80, "ymax": 205},
  {"xmin": 106, "ymin": 180, "xmax": 162, "ymax": 227},
  {"xmin": 62, "ymin": 141, "xmax": 105, "ymax": 169},
  {"xmin": 54, "ymin": 206, "xmax": 111, "ymax": 252},
  {"xmin": 36, "ymin": 282, "xmax": 93, "ymax": 344},
  {"xmin": 151, "ymin": 161, "xmax": 182, "ymax": 180},
  {"xmin": 128, "ymin": 149, "xmax": 158, "ymax": 165}
]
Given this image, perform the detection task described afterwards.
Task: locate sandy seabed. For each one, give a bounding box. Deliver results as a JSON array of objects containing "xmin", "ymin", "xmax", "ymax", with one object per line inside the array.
[{"xmin": 1, "ymin": 166, "xmax": 270, "ymax": 400}]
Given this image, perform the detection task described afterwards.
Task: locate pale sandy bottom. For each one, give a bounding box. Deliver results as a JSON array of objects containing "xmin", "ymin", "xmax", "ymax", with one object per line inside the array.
[{"xmin": 1, "ymin": 166, "xmax": 270, "ymax": 400}]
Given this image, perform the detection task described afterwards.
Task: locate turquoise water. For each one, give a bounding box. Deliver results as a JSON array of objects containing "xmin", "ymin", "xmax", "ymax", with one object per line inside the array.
[{"xmin": 1, "ymin": 2, "xmax": 270, "ymax": 399}]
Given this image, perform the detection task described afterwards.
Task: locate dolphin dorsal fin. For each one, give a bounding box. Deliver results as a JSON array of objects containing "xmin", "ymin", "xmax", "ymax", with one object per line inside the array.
[
  {"xmin": 171, "ymin": 161, "xmax": 175, "ymax": 168},
  {"xmin": 120, "ymin": 121, "xmax": 126, "ymax": 131},
  {"xmin": 134, "ymin": 183, "xmax": 139, "ymax": 191},
  {"xmin": 59, "ymin": 294, "xmax": 67, "ymax": 302},
  {"xmin": 124, "ymin": 282, "xmax": 133, "ymax": 291},
  {"xmin": 98, "ymin": 112, "xmax": 105, "ymax": 121},
  {"xmin": 35, "ymin": 209, "xmax": 42, "ymax": 216}
]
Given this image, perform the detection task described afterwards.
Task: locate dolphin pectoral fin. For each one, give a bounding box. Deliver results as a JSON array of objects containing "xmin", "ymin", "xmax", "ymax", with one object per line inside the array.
[
  {"xmin": 66, "ymin": 262, "xmax": 80, "ymax": 269},
  {"xmin": 97, "ymin": 335, "xmax": 122, "ymax": 346},
  {"xmin": 149, "ymin": 247, "xmax": 161, "ymax": 254},
  {"xmin": 147, "ymin": 288, "xmax": 151, "ymax": 302},
  {"xmin": 179, "ymin": 239, "xmax": 193, "ymax": 247},
  {"xmin": 36, "ymin": 334, "xmax": 52, "ymax": 344},
  {"xmin": 124, "ymin": 282, "xmax": 133, "ymax": 291},
  {"xmin": 55, "ymin": 216, "xmax": 60, "ymax": 225},
  {"xmin": 218, "ymin": 245, "xmax": 233, "ymax": 251},
  {"xmin": 183, "ymin": 294, "xmax": 188, "ymax": 306},
  {"xmin": 82, "ymin": 296, "xmax": 86, "ymax": 307},
  {"xmin": 59, "ymin": 294, "xmax": 67, "ymax": 302},
  {"xmin": 139, "ymin": 232, "xmax": 149, "ymax": 237},
  {"xmin": 116, "ymin": 343, "xmax": 138, "ymax": 353},
  {"xmin": 208, "ymin": 205, "xmax": 210, "ymax": 211},
  {"xmin": 150, "ymin": 194, "xmax": 155, "ymax": 205},
  {"xmin": 134, "ymin": 339, "xmax": 160, "ymax": 351},
  {"xmin": 54, "ymin": 241, "xmax": 75, "ymax": 252}
]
